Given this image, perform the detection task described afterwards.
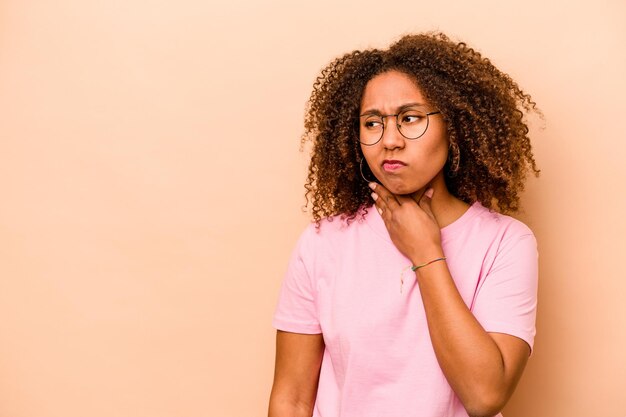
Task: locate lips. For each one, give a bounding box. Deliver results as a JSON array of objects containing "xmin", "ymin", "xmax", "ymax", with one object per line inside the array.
[{"xmin": 382, "ymin": 159, "xmax": 407, "ymax": 172}]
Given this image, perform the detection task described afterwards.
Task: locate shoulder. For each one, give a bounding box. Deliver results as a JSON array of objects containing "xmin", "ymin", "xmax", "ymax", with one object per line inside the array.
[
  {"xmin": 444, "ymin": 201, "xmax": 536, "ymax": 251},
  {"xmin": 457, "ymin": 202, "xmax": 538, "ymax": 264},
  {"xmin": 294, "ymin": 208, "xmax": 373, "ymax": 263},
  {"xmin": 472, "ymin": 202, "xmax": 536, "ymax": 240},
  {"xmin": 301, "ymin": 208, "xmax": 371, "ymax": 241},
  {"xmin": 469, "ymin": 204, "xmax": 539, "ymax": 274}
]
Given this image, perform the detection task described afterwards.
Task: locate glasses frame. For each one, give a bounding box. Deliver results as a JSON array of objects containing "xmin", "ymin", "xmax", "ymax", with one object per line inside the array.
[{"xmin": 356, "ymin": 110, "xmax": 441, "ymax": 146}]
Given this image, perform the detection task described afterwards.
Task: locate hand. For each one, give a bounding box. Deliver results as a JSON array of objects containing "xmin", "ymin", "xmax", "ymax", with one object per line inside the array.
[{"xmin": 369, "ymin": 182, "xmax": 444, "ymax": 265}]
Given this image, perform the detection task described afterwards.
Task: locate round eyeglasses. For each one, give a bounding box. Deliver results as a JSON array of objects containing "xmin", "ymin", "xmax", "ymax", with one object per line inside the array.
[{"xmin": 357, "ymin": 109, "xmax": 441, "ymax": 146}]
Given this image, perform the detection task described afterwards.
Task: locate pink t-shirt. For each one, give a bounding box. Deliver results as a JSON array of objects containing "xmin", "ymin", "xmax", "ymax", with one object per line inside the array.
[{"xmin": 272, "ymin": 201, "xmax": 538, "ymax": 417}]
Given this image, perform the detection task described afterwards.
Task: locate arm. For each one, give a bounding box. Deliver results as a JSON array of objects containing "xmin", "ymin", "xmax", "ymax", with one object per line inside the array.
[
  {"xmin": 414, "ymin": 258, "xmax": 530, "ymax": 416},
  {"xmin": 268, "ymin": 330, "xmax": 325, "ymax": 417},
  {"xmin": 369, "ymin": 183, "xmax": 535, "ymax": 416}
]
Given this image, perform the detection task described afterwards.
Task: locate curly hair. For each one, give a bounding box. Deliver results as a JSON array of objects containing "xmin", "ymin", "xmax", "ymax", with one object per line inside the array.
[{"xmin": 301, "ymin": 32, "xmax": 541, "ymax": 226}]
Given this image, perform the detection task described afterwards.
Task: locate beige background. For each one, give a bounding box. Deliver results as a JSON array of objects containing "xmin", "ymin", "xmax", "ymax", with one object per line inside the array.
[{"xmin": 0, "ymin": 0, "xmax": 624, "ymax": 416}]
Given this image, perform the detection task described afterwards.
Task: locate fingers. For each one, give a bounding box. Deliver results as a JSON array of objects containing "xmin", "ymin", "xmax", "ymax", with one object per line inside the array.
[
  {"xmin": 368, "ymin": 182, "xmax": 436, "ymax": 220},
  {"xmin": 403, "ymin": 186, "xmax": 435, "ymax": 218},
  {"xmin": 409, "ymin": 187, "xmax": 428, "ymax": 205},
  {"xmin": 368, "ymin": 182, "xmax": 401, "ymax": 214}
]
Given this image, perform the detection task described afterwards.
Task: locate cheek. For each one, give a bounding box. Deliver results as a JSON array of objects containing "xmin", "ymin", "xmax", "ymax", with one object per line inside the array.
[
  {"xmin": 360, "ymin": 147, "xmax": 378, "ymax": 171},
  {"xmin": 431, "ymin": 138, "xmax": 450, "ymax": 163},
  {"xmin": 420, "ymin": 130, "xmax": 450, "ymax": 164}
]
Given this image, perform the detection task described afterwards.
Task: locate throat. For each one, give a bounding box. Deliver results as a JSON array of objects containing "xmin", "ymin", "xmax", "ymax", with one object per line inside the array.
[{"xmin": 432, "ymin": 198, "xmax": 471, "ymax": 229}]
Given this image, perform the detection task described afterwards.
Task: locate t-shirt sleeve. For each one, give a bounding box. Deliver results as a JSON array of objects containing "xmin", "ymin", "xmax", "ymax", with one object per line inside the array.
[
  {"xmin": 272, "ymin": 225, "xmax": 322, "ymax": 334},
  {"xmin": 471, "ymin": 228, "xmax": 539, "ymax": 354}
]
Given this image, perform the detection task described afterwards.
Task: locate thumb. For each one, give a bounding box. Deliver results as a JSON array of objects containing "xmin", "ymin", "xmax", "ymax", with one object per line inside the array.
[{"xmin": 419, "ymin": 187, "xmax": 435, "ymax": 216}]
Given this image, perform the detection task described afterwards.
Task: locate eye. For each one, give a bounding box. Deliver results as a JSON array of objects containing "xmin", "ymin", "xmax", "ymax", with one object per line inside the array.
[
  {"xmin": 401, "ymin": 112, "xmax": 425, "ymax": 124},
  {"xmin": 363, "ymin": 117, "xmax": 383, "ymax": 129}
]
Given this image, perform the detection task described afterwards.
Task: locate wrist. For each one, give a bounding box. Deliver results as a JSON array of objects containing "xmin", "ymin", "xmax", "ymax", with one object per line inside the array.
[
  {"xmin": 410, "ymin": 247, "xmax": 445, "ymax": 267},
  {"xmin": 411, "ymin": 256, "xmax": 447, "ymax": 272},
  {"xmin": 412, "ymin": 256, "xmax": 449, "ymax": 282}
]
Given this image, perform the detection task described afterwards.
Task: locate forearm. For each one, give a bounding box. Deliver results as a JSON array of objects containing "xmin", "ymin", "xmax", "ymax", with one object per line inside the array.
[
  {"xmin": 413, "ymin": 255, "xmax": 508, "ymax": 416},
  {"xmin": 269, "ymin": 331, "xmax": 323, "ymax": 417},
  {"xmin": 268, "ymin": 397, "xmax": 314, "ymax": 417}
]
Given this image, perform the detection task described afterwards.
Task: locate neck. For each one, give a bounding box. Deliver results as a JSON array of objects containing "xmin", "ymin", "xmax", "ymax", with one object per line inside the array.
[{"xmin": 410, "ymin": 171, "xmax": 470, "ymax": 229}]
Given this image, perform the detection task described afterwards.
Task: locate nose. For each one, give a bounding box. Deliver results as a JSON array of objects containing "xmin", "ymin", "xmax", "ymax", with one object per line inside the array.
[{"xmin": 380, "ymin": 115, "xmax": 405, "ymax": 149}]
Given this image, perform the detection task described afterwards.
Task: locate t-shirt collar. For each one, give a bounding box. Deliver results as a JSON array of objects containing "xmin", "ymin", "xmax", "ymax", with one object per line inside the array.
[{"xmin": 364, "ymin": 200, "xmax": 482, "ymax": 244}]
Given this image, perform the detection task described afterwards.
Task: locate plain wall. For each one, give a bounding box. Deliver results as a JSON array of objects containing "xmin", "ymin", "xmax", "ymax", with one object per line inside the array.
[{"xmin": 1, "ymin": 1, "xmax": 625, "ymax": 416}]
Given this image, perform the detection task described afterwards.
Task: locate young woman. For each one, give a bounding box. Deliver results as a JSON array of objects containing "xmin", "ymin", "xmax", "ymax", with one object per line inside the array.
[{"xmin": 268, "ymin": 32, "xmax": 540, "ymax": 417}]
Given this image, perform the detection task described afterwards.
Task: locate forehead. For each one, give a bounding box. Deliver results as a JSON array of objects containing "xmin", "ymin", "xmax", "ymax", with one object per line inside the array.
[{"xmin": 360, "ymin": 70, "xmax": 427, "ymax": 111}]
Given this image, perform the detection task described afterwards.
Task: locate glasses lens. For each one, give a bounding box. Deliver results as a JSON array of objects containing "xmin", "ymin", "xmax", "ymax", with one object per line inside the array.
[
  {"xmin": 359, "ymin": 115, "xmax": 384, "ymax": 145},
  {"xmin": 398, "ymin": 110, "xmax": 429, "ymax": 139},
  {"xmin": 358, "ymin": 110, "xmax": 432, "ymax": 145}
]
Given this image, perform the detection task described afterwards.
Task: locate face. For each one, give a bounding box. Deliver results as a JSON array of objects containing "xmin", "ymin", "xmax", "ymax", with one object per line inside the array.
[{"xmin": 359, "ymin": 70, "xmax": 449, "ymax": 196}]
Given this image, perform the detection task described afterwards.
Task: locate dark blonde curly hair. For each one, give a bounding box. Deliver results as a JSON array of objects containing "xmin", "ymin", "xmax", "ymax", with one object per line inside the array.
[{"xmin": 302, "ymin": 32, "xmax": 541, "ymax": 225}]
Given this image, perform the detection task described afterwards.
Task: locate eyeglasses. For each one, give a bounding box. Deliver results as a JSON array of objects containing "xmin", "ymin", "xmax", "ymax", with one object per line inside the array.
[{"xmin": 357, "ymin": 109, "xmax": 441, "ymax": 146}]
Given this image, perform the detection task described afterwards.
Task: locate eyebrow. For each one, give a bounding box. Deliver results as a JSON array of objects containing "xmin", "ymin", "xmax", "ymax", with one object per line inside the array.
[{"xmin": 360, "ymin": 102, "xmax": 428, "ymax": 116}]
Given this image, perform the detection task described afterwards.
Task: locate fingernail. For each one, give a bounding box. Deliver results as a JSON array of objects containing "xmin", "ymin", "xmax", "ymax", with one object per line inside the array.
[
  {"xmin": 425, "ymin": 188, "xmax": 434, "ymax": 198},
  {"xmin": 368, "ymin": 182, "xmax": 376, "ymax": 190},
  {"xmin": 371, "ymin": 192, "xmax": 378, "ymax": 201}
]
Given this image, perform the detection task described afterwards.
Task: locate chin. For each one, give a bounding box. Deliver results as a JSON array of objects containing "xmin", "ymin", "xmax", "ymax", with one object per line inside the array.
[{"xmin": 383, "ymin": 181, "xmax": 420, "ymax": 196}]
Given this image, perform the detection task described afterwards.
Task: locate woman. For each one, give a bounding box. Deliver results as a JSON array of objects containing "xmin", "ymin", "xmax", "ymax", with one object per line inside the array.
[{"xmin": 268, "ymin": 32, "xmax": 540, "ymax": 417}]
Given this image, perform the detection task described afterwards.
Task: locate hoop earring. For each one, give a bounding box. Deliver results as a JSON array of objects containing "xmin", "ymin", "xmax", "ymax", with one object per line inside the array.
[
  {"xmin": 447, "ymin": 142, "xmax": 460, "ymax": 178},
  {"xmin": 360, "ymin": 158, "xmax": 377, "ymax": 183}
]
